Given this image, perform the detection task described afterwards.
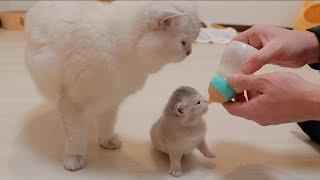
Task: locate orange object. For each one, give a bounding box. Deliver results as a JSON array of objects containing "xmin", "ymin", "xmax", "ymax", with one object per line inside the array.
[
  {"xmin": 294, "ymin": 0, "xmax": 320, "ymax": 30},
  {"xmin": 99, "ymin": 0, "xmax": 114, "ymax": 3},
  {"xmin": 0, "ymin": 11, "xmax": 26, "ymax": 31},
  {"xmin": 208, "ymin": 86, "xmax": 227, "ymax": 103}
]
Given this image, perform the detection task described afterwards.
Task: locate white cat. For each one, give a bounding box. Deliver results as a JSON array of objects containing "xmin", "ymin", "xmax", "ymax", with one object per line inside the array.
[{"xmin": 25, "ymin": 1, "xmax": 200, "ymax": 171}]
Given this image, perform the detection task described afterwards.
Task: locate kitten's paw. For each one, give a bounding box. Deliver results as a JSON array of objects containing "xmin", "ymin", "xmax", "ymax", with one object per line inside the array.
[
  {"xmin": 100, "ymin": 135, "xmax": 121, "ymax": 150},
  {"xmin": 169, "ymin": 168, "xmax": 183, "ymax": 177},
  {"xmin": 204, "ymin": 151, "xmax": 216, "ymax": 158},
  {"xmin": 64, "ymin": 155, "xmax": 87, "ymax": 171}
]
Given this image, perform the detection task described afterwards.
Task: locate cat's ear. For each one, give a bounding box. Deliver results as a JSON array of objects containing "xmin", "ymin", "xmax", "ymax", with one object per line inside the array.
[
  {"xmin": 148, "ymin": 4, "xmax": 183, "ymax": 31},
  {"xmin": 174, "ymin": 102, "xmax": 184, "ymax": 117},
  {"xmin": 159, "ymin": 14, "xmax": 181, "ymax": 31}
]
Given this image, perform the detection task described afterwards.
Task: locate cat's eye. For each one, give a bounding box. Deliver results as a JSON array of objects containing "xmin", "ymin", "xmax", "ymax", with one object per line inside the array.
[
  {"xmin": 196, "ymin": 100, "xmax": 201, "ymax": 105},
  {"xmin": 181, "ymin": 41, "xmax": 186, "ymax": 46}
]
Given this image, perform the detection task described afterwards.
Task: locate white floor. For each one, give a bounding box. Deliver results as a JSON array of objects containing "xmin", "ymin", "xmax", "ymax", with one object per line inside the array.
[{"xmin": 1, "ymin": 29, "xmax": 320, "ymax": 180}]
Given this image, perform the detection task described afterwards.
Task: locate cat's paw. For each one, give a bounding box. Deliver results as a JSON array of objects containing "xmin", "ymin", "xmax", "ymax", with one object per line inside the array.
[
  {"xmin": 99, "ymin": 135, "xmax": 122, "ymax": 150},
  {"xmin": 169, "ymin": 168, "xmax": 183, "ymax": 177},
  {"xmin": 64, "ymin": 155, "xmax": 87, "ymax": 171},
  {"xmin": 204, "ymin": 151, "xmax": 216, "ymax": 158}
]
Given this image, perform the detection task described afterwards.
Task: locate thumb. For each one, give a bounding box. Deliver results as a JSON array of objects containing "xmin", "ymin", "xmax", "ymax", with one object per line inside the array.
[
  {"xmin": 223, "ymin": 101, "xmax": 251, "ymax": 118},
  {"xmin": 227, "ymin": 74, "xmax": 263, "ymax": 91},
  {"xmin": 242, "ymin": 43, "xmax": 278, "ymax": 74}
]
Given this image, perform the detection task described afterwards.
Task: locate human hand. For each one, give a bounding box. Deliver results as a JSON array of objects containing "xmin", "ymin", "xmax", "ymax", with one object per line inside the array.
[
  {"xmin": 223, "ymin": 72, "xmax": 320, "ymax": 125},
  {"xmin": 234, "ymin": 25, "xmax": 320, "ymax": 74}
]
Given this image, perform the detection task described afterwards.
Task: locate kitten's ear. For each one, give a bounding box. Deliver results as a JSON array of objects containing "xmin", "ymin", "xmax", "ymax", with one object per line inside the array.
[
  {"xmin": 174, "ymin": 102, "xmax": 184, "ymax": 117},
  {"xmin": 148, "ymin": 4, "xmax": 183, "ymax": 31}
]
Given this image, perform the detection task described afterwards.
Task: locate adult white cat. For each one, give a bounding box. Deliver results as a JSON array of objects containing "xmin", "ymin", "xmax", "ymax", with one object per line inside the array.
[{"xmin": 25, "ymin": 1, "xmax": 200, "ymax": 171}]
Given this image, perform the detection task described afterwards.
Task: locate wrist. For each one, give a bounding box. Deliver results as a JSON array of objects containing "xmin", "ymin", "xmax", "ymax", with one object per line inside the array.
[{"xmin": 304, "ymin": 84, "xmax": 320, "ymax": 121}]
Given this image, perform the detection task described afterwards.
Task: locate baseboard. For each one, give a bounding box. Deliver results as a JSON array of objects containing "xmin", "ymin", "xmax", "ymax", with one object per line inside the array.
[{"xmin": 214, "ymin": 23, "xmax": 292, "ymax": 32}]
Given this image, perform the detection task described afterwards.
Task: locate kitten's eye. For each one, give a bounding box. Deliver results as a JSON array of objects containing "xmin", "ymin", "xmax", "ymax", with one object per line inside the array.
[
  {"xmin": 196, "ymin": 100, "xmax": 201, "ymax": 105},
  {"xmin": 181, "ymin": 41, "xmax": 186, "ymax": 47}
]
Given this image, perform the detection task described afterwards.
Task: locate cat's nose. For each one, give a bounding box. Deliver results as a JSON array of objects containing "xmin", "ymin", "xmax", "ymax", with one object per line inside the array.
[{"xmin": 186, "ymin": 50, "xmax": 191, "ymax": 56}]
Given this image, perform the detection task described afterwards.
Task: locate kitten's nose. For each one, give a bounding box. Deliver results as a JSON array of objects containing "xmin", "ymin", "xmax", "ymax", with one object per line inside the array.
[{"xmin": 186, "ymin": 50, "xmax": 191, "ymax": 56}]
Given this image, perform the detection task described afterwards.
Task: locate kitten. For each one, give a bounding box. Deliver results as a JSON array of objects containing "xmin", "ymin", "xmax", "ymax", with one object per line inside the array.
[
  {"xmin": 150, "ymin": 86, "xmax": 215, "ymax": 177},
  {"xmin": 25, "ymin": 1, "xmax": 200, "ymax": 171}
]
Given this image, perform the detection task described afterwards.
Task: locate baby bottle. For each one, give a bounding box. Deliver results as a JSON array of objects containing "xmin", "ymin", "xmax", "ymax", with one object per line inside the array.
[{"xmin": 208, "ymin": 41, "xmax": 258, "ymax": 103}]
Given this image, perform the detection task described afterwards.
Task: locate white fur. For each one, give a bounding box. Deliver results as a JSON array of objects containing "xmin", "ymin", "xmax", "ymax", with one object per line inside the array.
[{"xmin": 25, "ymin": 1, "xmax": 200, "ymax": 171}]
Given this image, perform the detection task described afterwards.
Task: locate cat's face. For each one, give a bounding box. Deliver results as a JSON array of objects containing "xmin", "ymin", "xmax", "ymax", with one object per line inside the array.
[
  {"xmin": 166, "ymin": 86, "xmax": 208, "ymax": 126},
  {"xmin": 136, "ymin": 3, "xmax": 200, "ymax": 69},
  {"xmin": 174, "ymin": 93, "xmax": 209, "ymax": 120},
  {"xmin": 166, "ymin": 14, "xmax": 200, "ymax": 61}
]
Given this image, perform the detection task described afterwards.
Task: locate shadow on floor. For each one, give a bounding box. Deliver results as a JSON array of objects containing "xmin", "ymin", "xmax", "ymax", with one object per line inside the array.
[
  {"xmin": 10, "ymin": 104, "xmax": 210, "ymax": 177},
  {"xmin": 291, "ymin": 130, "xmax": 320, "ymax": 153},
  {"xmin": 9, "ymin": 104, "xmax": 320, "ymax": 179},
  {"xmin": 225, "ymin": 164, "xmax": 301, "ymax": 180},
  {"xmin": 212, "ymin": 139, "xmax": 320, "ymax": 180}
]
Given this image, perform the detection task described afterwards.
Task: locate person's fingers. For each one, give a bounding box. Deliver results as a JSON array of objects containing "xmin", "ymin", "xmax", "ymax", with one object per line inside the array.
[
  {"xmin": 223, "ymin": 101, "xmax": 255, "ymax": 118},
  {"xmin": 223, "ymin": 101, "xmax": 245, "ymax": 117},
  {"xmin": 247, "ymin": 90, "xmax": 260, "ymax": 100},
  {"xmin": 224, "ymin": 100, "xmax": 272, "ymax": 126},
  {"xmin": 242, "ymin": 42, "xmax": 280, "ymax": 74},
  {"xmin": 233, "ymin": 29, "xmax": 251, "ymax": 44},
  {"xmin": 233, "ymin": 26, "xmax": 264, "ymax": 49},
  {"xmin": 234, "ymin": 92, "xmax": 246, "ymax": 102},
  {"xmin": 227, "ymin": 74, "xmax": 263, "ymax": 92},
  {"xmin": 272, "ymin": 61, "xmax": 305, "ymax": 68}
]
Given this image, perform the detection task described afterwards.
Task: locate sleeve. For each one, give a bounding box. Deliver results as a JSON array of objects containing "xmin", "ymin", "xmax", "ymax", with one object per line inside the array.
[{"xmin": 307, "ymin": 26, "xmax": 320, "ymax": 70}]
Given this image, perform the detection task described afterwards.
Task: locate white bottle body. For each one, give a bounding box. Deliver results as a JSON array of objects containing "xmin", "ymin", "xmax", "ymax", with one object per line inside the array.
[
  {"xmin": 208, "ymin": 41, "xmax": 258, "ymax": 103},
  {"xmin": 216, "ymin": 41, "xmax": 258, "ymax": 78}
]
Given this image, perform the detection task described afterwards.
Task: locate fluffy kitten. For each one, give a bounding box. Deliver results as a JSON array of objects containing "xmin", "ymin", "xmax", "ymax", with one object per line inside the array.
[
  {"xmin": 25, "ymin": 1, "xmax": 200, "ymax": 171},
  {"xmin": 151, "ymin": 86, "xmax": 215, "ymax": 177}
]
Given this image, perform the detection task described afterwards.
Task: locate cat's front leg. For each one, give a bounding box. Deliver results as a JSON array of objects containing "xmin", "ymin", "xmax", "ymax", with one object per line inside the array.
[
  {"xmin": 168, "ymin": 151, "xmax": 183, "ymax": 177},
  {"xmin": 59, "ymin": 98, "xmax": 90, "ymax": 171},
  {"xmin": 97, "ymin": 105, "xmax": 121, "ymax": 150},
  {"xmin": 197, "ymin": 139, "xmax": 216, "ymax": 158}
]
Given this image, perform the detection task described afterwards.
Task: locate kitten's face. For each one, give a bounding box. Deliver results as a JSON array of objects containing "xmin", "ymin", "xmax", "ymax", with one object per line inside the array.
[
  {"xmin": 171, "ymin": 87, "xmax": 208, "ymax": 127},
  {"xmin": 178, "ymin": 93, "xmax": 209, "ymax": 119},
  {"xmin": 137, "ymin": 3, "xmax": 200, "ymax": 69}
]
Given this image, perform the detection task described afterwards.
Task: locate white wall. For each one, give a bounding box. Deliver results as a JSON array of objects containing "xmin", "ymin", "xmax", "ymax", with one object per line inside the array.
[
  {"xmin": 0, "ymin": 1, "xmax": 36, "ymax": 12},
  {"xmin": 196, "ymin": 1, "xmax": 303, "ymax": 27},
  {"xmin": 0, "ymin": 1, "xmax": 304, "ymax": 27}
]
